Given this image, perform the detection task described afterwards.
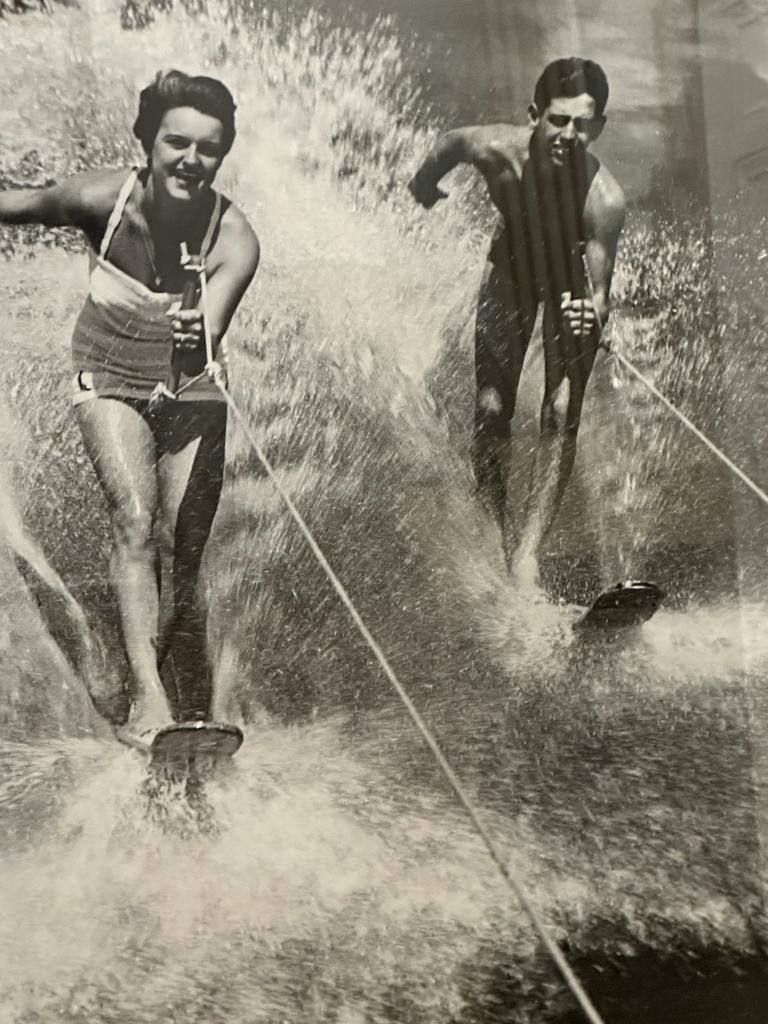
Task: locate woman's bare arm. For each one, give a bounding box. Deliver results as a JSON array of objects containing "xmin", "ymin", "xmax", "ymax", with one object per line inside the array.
[
  {"xmin": 203, "ymin": 206, "xmax": 260, "ymax": 348},
  {"xmin": 170, "ymin": 204, "xmax": 260, "ymax": 360},
  {"xmin": 0, "ymin": 170, "xmax": 119, "ymax": 229}
]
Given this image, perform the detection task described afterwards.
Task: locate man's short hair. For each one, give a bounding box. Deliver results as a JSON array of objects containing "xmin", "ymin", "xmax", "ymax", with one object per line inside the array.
[
  {"xmin": 533, "ymin": 58, "xmax": 609, "ymax": 117},
  {"xmin": 133, "ymin": 69, "xmax": 237, "ymax": 156}
]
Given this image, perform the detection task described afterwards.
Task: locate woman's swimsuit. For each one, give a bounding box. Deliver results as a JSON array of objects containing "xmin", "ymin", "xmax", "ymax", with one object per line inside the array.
[{"xmin": 71, "ymin": 168, "xmax": 228, "ymax": 406}]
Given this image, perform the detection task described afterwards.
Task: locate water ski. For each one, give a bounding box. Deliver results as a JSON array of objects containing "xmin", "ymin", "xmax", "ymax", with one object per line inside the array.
[
  {"xmin": 148, "ymin": 721, "xmax": 244, "ymax": 769},
  {"xmin": 573, "ymin": 580, "xmax": 663, "ymax": 634}
]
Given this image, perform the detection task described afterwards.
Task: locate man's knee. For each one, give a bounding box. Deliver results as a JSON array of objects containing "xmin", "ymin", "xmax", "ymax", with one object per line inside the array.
[
  {"xmin": 476, "ymin": 386, "xmax": 512, "ymax": 437},
  {"xmin": 477, "ymin": 384, "xmax": 506, "ymax": 418},
  {"xmin": 542, "ymin": 379, "xmax": 582, "ymax": 434}
]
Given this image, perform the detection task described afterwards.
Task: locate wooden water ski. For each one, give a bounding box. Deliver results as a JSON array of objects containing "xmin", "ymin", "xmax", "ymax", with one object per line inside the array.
[
  {"xmin": 574, "ymin": 580, "xmax": 663, "ymax": 634},
  {"xmin": 148, "ymin": 720, "xmax": 244, "ymax": 768}
]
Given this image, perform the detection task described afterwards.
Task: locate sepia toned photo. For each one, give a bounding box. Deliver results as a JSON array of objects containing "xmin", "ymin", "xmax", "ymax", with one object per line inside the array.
[{"xmin": 1, "ymin": 1, "xmax": 767, "ymax": 1021}]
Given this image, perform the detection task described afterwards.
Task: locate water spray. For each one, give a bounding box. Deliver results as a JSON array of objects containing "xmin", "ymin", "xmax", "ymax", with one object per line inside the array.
[
  {"xmin": 196, "ymin": 270, "xmax": 609, "ymax": 1024},
  {"xmin": 582, "ymin": 249, "xmax": 768, "ymax": 511}
]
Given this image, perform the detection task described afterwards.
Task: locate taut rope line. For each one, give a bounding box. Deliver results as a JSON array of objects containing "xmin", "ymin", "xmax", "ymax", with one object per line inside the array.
[
  {"xmin": 581, "ymin": 249, "xmax": 768, "ymax": 510},
  {"xmin": 189, "ymin": 261, "xmax": 609, "ymax": 1024},
  {"xmin": 612, "ymin": 350, "xmax": 768, "ymax": 509}
]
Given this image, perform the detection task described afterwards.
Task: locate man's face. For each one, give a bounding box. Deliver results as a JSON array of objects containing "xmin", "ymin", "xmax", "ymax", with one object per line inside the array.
[{"xmin": 529, "ymin": 92, "xmax": 604, "ymax": 168}]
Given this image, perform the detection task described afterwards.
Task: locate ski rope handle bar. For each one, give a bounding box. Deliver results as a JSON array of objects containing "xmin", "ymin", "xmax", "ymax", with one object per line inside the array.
[{"xmin": 148, "ymin": 241, "xmax": 226, "ymax": 408}]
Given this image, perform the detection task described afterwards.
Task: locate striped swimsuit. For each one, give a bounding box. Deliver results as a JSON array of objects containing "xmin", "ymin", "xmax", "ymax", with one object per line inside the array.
[{"xmin": 71, "ymin": 168, "xmax": 228, "ymax": 405}]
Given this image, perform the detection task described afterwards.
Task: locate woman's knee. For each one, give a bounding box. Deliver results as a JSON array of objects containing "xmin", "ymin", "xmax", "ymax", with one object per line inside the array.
[{"xmin": 110, "ymin": 504, "xmax": 155, "ymax": 559}]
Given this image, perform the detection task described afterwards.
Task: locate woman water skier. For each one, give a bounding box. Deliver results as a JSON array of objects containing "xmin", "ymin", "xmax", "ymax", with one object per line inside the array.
[{"xmin": 0, "ymin": 70, "xmax": 260, "ymax": 748}]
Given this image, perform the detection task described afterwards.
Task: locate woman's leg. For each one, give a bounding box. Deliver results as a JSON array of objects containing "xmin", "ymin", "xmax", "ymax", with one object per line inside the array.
[
  {"xmin": 155, "ymin": 402, "xmax": 227, "ymax": 721},
  {"xmin": 76, "ymin": 397, "xmax": 173, "ymax": 736}
]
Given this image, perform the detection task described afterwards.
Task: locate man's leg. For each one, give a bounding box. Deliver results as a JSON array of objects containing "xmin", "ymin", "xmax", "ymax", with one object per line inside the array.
[
  {"xmin": 75, "ymin": 398, "xmax": 173, "ymax": 736},
  {"xmin": 472, "ymin": 260, "xmax": 536, "ymax": 565},
  {"xmin": 510, "ymin": 306, "xmax": 599, "ymax": 585},
  {"xmin": 155, "ymin": 402, "xmax": 227, "ymax": 721}
]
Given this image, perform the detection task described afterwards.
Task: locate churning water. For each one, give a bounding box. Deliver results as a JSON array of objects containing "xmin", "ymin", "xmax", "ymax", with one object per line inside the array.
[{"xmin": 2, "ymin": 2, "xmax": 768, "ymax": 1021}]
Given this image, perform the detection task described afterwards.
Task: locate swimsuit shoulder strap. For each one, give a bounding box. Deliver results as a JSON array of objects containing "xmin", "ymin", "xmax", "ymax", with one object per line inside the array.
[
  {"xmin": 199, "ymin": 190, "xmax": 223, "ymax": 263},
  {"xmin": 99, "ymin": 168, "xmax": 139, "ymax": 260}
]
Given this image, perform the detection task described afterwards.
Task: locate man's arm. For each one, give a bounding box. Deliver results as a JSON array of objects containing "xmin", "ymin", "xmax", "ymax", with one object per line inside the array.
[
  {"xmin": 585, "ymin": 174, "xmax": 626, "ymax": 329},
  {"xmin": 583, "ymin": 191, "xmax": 626, "ymax": 331},
  {"xmin": 560, "ymin": 174, "xmax": 625, "ymax": 345},
  {"xmin": 409, "ymin": 124, "xmax": 526, "ymax": 214},
  {"xmin": 408, "ymin": 128, "xmax": 478, "ymax": 208}
]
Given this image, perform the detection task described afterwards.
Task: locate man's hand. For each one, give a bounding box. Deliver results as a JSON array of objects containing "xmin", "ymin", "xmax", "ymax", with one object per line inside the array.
[
  {"xmin": 167, "ymin": 306, "xmax": 204, "ymax": 356},
  {"xmin": 560, "ymin": 292, "xmax": 598, "ymax": 339},
  {"xmin": 597, "ymin": 334, "xmax": 613, "ymax": 355},
  {"xmin": 407, "ymin": 172, "xmax": 448, "ymax": 209}
]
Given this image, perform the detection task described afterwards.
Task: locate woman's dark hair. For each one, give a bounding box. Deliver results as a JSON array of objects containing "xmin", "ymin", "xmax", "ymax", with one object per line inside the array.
[
  {"xmin": 133, "ymin": 69, "xmax": 237, "ymax": 155},
  {"xmin": 533, "ymin": 57, "xmax": 609, "ymax": 117}
]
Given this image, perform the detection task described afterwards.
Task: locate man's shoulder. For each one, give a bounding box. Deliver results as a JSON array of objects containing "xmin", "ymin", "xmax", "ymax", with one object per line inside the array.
[
  {"xmin": 459, "ymin": 123, "xmax": 530, "ymax": 163},
  {"xmin": 589, "ymin": 161, "xmax": 626, "ymax": 221}
]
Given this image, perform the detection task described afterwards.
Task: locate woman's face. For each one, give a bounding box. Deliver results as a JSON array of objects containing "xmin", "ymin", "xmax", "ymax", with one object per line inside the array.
[{"xmin": 150, "ymin": 106, "xmax": 226, "ymax": 202}]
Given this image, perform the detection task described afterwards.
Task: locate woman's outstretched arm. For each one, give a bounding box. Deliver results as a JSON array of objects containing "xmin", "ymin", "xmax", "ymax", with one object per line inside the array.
[{"xmin": 0, "ymin": 170, "xmax": 118, "ymax": 228}]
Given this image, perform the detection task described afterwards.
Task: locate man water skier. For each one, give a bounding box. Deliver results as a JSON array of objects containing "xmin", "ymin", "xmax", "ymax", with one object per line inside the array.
[
  {"xmin": 0, "ymin": 70, "xmax": 260, "ymax": 748},
  {"xmin": 409, "ymin": 57, "xmax": 625, "ymax": 586}
]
